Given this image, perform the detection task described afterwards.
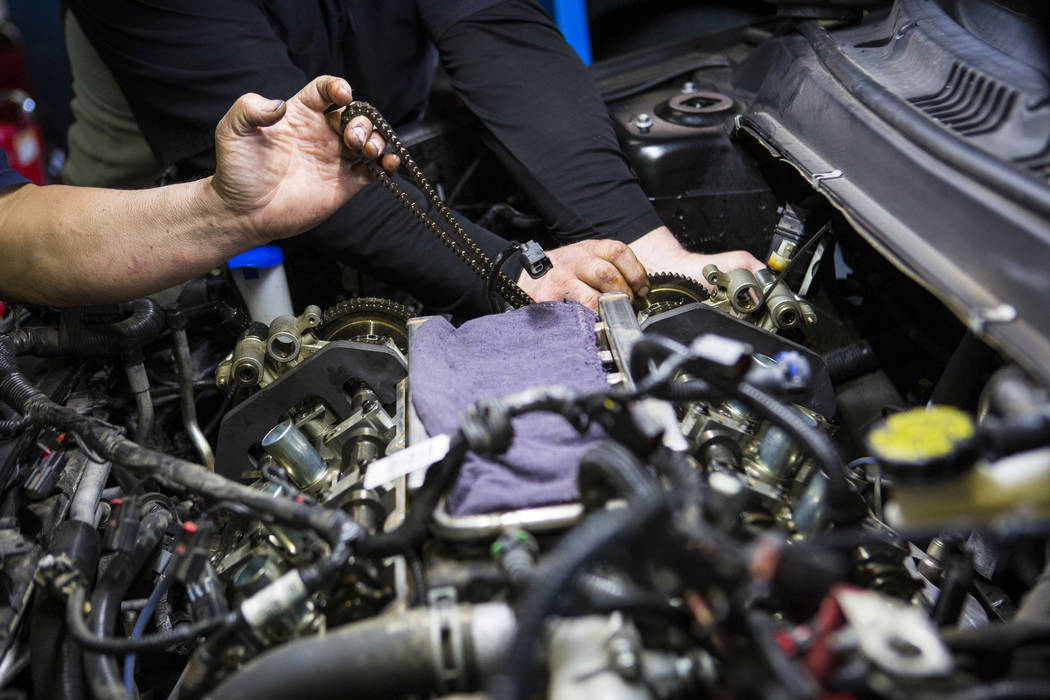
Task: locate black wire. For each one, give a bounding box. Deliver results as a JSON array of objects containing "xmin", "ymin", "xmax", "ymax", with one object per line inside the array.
[
  {"xmin": 202, "ymin": 387, "xmax": 235, "ymax": 441},
  {"xmin": 67, "ymin": 586, "xmax": 239, "ymax": 653},
  {"xmin": 406, "ymin": 551, "xmax": 428, "ymax": 607},
  {"xmin": 261, "ymin": 461, "xmax": 300, "ymax": 494},
  {"xmin": 204, "ymin": 500, "xmax": 276, "ymax": 524},
  {"xmin": 626, "ymin": 334, "xmax": 692, "ymax": 398}
]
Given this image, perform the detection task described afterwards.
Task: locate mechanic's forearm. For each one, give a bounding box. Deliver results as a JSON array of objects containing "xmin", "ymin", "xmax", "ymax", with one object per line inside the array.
[{"xmin": 0, "ymin": 179, "xmax": 254, "ymax": 306}]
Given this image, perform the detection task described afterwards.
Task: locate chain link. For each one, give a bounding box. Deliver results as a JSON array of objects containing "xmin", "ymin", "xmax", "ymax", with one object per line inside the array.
[{"xmin": 341, "ymin": 102, "xmax": 534, "ymax": 309}]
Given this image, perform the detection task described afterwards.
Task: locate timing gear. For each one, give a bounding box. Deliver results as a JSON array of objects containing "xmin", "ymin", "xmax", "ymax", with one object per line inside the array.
[
  {"xmin": 634, "ymin": 272, "xmax": 710, "ymax": 324},
  {"xmin": 318, "ymin": 297, "xmax": 412, "ymax": 352}
]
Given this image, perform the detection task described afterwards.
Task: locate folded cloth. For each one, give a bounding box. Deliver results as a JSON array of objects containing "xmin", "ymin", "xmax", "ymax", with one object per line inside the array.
[{"xmin": 410, "ymin": 300, "xmax": 608, "ymax": 515}]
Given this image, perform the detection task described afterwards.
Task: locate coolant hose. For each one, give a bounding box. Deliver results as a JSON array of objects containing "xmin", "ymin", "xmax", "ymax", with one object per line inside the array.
[
  {"xmin": 577, "ymin": 441, "xmax": 661, "ymax": 504},
  {"xmin": 8, "ymin": 299, "xmax": 165, "ymax": 358},
  {"xmin": 209, "ymin": 602, "xmax": 515, "ymax": 700},
  {"xmin": 83, "ymin": 508, "xmax": 172, "ymax": 700},
  {"xmin": 31, "ymin": 519, "xmax": 102, "ymax": 700}
]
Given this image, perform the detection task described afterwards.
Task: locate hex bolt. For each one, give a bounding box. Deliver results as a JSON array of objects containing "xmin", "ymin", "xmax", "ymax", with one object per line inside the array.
[{"xmin": 634, "ymin": 113, "xmax": 653, "ymax": 133}]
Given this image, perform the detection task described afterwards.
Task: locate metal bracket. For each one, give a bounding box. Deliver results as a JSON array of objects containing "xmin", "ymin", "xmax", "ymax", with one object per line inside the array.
[
  {"xmin": 215, "ymin": 341, "xmax": 407, "ymax": 479},
  {"xmin": 428, "ymin": 586, "xmax": 465, "ymax": 693},
  {"xmin": 966, "ymin": 303, "xmax": 1017, "ymax": 335},
  {"xmin": 811, "ymin": 169, "xmax": 843, "ymax": 186}
]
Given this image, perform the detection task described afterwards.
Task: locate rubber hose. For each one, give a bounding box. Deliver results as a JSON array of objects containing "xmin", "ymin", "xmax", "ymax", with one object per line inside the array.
[
  {"xmin": 0, "ymin": 413, "xmax": 28, "ymax": 438},
  {"xmin": 58, "ymin": 636, "xmax": 86, "ymax": 700},
  {"xmin": 109, "ymin": 299, "xmax": 165, "ymax": 350},
  {"xmin": 572, "ymin": 572, "xmax": 680, "ymax": 617},
  {"xmin": 7, "ymin": 299, "xmax": 164, "ymax": 358},
  {"xmin": 577, "ymin": 441, "xmax": 661, "ymax": 504},
  {"xmin": 30, "ymin": 596, "xmax": 66, "ymax": 700},
  {"xmin": 210, "ymin": 603, "xmax": 515, "ymax": 700},
  {"xmin": 824, "ymin": 340, "xmax": 878, "ymax": 385},
  {"xmin": 31, "ymin": 520, "xmax": 101, "ymax": 700},
  {"xmin": 920, "ymin": 681, "xmax": 1050, "ymax": 700},
  {"xmin": 932, "ymin": 552, "xmax": 974, "ymax": 626},
  {"xmin": 355, "ymin": 434, "xmax": 469, "ymax": 558},
  {"xmin": 941, "ymin": 622, "xmax": 1050, "ymax": 653},
  {"xmin": 652, "ymin": 447, "xmax": 702, "ymax": 500},
  {"xmin": 489, "ymin": 494, "xmax": 667, "ymax": 700},
  {"xmin": 84, "ymin": 508, "xmax": 171, "ymax": 700}
]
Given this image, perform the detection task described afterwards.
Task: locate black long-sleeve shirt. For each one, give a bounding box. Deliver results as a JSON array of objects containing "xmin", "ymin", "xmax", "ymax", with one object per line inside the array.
[{"xmin": 68, "ymin": 0, "xmax": 661, "ymax": 315}]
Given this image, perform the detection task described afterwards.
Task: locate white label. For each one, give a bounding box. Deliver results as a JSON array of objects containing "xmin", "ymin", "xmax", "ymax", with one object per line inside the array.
[
  {"xmin": 241, "ymin": 571, "xmax": 308, "ymax": 629},
  {"xmin": 364, "ymin": 433, "xmax": 451, "ymax": 490}
]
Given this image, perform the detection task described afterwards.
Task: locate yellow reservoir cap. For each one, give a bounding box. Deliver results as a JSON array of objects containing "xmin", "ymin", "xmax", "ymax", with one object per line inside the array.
[{"xmin": 868, "ymin": 405, "xmax": 976, "ymax": 465}]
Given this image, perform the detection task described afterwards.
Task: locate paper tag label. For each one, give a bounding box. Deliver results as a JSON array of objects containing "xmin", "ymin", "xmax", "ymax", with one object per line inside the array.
[{"xmin": 364, "ymin": 433, "xmax": 451, "ymax": 490}]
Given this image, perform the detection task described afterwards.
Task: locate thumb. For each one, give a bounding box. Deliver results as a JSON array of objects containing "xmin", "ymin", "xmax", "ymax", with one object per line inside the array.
[{"xmin": 217, "ymin": 93, "xmax": 288, "ymax": 139}]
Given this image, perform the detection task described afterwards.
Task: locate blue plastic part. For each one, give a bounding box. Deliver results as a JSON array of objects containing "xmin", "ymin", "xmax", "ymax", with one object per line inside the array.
[
  {"xmin": 227, "ymin": 245, "xmax": 284, "ymax": 270},
  {"xmin": 540, "ymin": 0, "xmax": 592, "ymax": 65}
]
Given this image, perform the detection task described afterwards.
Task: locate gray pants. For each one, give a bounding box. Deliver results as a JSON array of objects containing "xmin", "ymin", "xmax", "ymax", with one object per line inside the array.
[{"xmin": 62, "ymin": 12, "xmax": 163, "ymax": 189}]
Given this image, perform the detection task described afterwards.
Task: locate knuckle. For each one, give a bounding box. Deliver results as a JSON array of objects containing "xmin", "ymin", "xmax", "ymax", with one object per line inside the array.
[
  {"xmin": 604, "ymin": 240, "xmax": 629, "ymax": 258},
  {"xmin": 591, "ymin": 261, "xmax": 617, "ymax": 285}
]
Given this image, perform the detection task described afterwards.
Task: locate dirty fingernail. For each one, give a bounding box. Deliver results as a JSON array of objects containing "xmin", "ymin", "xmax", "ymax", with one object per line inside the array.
[
  {"xmin": 265, "ymin": 99, "xmax": 284, "ymax": 112},
  {"xmin": 639, "ymin": 286, "xmax": 650, "ymax": 297},
  {"xmin": 351, "ymin": 127, "xmax": 366, "ymax": 144}
]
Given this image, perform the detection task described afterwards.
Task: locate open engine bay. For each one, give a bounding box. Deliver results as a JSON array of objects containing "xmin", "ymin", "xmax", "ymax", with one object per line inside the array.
[{"xmin": 3, "ymin": 1, "xmax": 1050, "ymax": 698}]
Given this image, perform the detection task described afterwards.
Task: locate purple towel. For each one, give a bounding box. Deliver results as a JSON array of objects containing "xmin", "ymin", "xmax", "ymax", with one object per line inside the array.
[{"xmin": 410, "ymin": 301, "xmax": 608, "ymax": 515}]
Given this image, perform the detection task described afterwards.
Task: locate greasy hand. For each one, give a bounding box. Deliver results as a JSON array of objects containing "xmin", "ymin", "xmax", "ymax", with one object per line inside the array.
[
  {"xmin": 210, "ymin": 75, "xmax": 399, "ymax": 241},
  {"xmin": 516, "ymin": 239, "xmax": 649, "ymax": 311},
  {"xmin": 629, "ymin": 226, "xmax": 765, "ymax": 291}
]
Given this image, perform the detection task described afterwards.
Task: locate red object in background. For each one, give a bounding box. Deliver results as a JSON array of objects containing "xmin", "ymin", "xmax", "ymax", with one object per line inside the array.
[
  {"xmin": 0, "ymin": 19, "xmax": 44, "ymax": 184},
  {"xmin": 0, "ymin": 19, "xmax": 34, "ymax": 95},
  {"xmin": 0, "ymin": 93, "xmax": 44, "ymax": 184}
]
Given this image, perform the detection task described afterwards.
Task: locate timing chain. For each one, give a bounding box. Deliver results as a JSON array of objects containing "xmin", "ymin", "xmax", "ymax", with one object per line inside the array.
[{"xmin": 341, "ymin": 102, "xmax": 534, "ymax": 310}]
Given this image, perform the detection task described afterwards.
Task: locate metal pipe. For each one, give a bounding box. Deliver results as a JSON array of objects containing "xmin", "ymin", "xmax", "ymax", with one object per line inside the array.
[
  {"xmin": 125, "ymin": 362, "xmax": 153, "ymax": 445},
  {"xmin": 172, "ymin": 327, "xmax": 215, "ymax": 469},
  {"xmin": 70, "ymin": 458, "xmax": 112, "ymax": 524}
]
